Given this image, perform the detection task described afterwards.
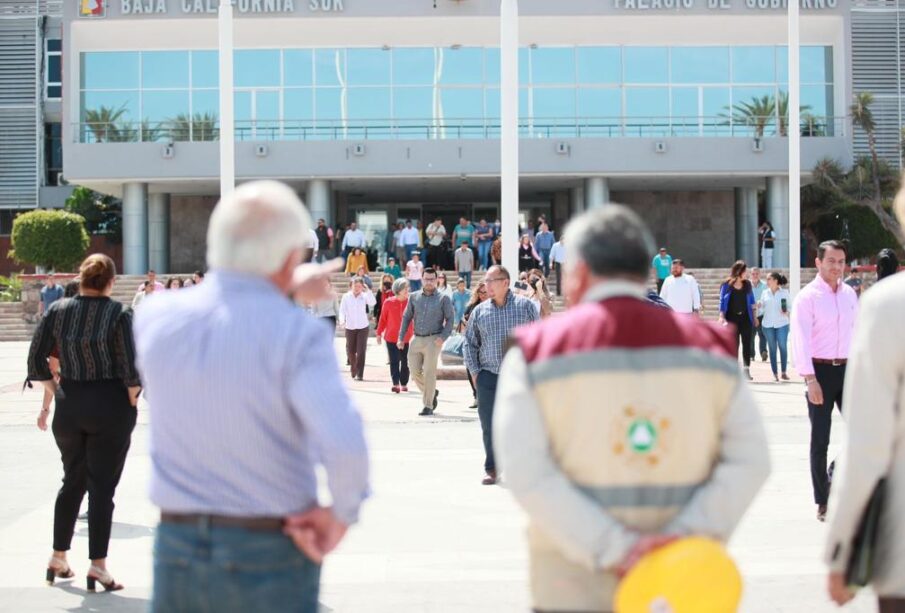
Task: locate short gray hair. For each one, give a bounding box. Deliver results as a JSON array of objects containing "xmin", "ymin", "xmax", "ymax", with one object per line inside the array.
[
  {"xmin": 392, "ymin": 278, "xmax": 408, "ymax": 294},
  {"xmin": 563, "ymin": 205, "xmax": 655, "ymax": 279}
]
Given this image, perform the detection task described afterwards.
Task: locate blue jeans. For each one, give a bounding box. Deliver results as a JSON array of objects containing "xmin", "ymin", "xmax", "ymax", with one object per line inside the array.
[
  {"xmin": 538, "ymin": 248, "xmax": 551, "ymax": 276},
  {"xmin": 458, "ymin": 271, "xmax": 472, "ymax": 289},
  {"xmin": 762, "ymin": 325, "xmax": 789, "ymax": 376},
  {"xmin": 404, "ymin": 244, "xmax": 418, "ymax": 263},
  {"xmin": 477, "ymin": 242, "xmax": 492, "ymax": 270},
  {"xmin": 152, "ymin": 520, "xmax": 321, "ymax": 613},
  {"xmin": 408, "ymin": 279, "xmax": 422, "ymax": 292},
  {"xmin": 476, "ymin": 370, "xmax": 499, "ymax": 472}
]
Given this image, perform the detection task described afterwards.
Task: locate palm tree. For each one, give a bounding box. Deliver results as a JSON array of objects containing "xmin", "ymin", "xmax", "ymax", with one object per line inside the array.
[
  {"xmin": 83, "ymin": 105, "xmax": 129, "ymax": 142},
  {"xmin": 723, "ymin": 95, "xmax": 775, "ymax": 138},
  {"xmin": 850, "ymin": 92, "xmax": 882, "ymax": 203},
  {"xmin": 165, "ymin": 112, "xmax": 219, "ymax": 142},
  {"xmin": 775, "ymin": 91, "xmax": 812, "ymax": 137}
]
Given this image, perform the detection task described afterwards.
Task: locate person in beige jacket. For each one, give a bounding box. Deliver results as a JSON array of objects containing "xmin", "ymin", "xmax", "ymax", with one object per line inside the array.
[{"xmin": 825, "ymin": 186, "xmax": 905, "ymax": 611}]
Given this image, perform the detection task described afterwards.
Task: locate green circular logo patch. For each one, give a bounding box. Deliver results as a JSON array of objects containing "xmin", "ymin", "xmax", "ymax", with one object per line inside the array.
[{"xmin": 627, "ymin": 419, "xmax": 658, "ymax": 454}]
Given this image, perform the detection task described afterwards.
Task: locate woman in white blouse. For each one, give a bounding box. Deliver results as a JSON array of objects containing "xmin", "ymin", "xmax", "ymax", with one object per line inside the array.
[{"xmin": 757, "ymin": 271, "xmax": 791, "ymax": 381}]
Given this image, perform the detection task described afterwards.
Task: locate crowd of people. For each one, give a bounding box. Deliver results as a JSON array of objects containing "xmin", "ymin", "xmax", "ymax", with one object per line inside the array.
[{"xmin": 24, "ymin": 179, "xmax": 905, "ymax": 613}]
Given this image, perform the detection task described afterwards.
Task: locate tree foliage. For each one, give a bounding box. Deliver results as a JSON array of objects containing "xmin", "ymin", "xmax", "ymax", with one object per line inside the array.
[
  {"xmin": 9, "ymin": 210, "xmax": 91, "ymax": 272},
  {"xmin": 64, "ymin": 187, "xmax": 122, "ymax": 243}
]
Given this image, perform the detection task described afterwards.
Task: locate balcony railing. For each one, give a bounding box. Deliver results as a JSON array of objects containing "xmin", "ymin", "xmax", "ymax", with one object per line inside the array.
[{"xmin": 74, "ymin": 115, "xmax": 846, "ymax": 144}]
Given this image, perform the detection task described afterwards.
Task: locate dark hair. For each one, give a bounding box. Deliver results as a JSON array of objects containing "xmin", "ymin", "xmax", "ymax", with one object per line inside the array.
[
  {"xmin": 673, "ymin": 258, "xmax": 684, "ymax": 266},
  {"xmin": 877, "ymin": 248, "xmax": 900, "ymax": 281},
  {"xmin": 79, "ymin": 254, "xmax": 116, "ymax": 292},
  {"xmin": 817, "ymin": 240, "xmax": 847, "ymax": 260},
  {"xmin": 64, "ymin": 279, "xmax": 80, "ymax": 298},
  {"xmin": 422, "ymin": 267, "xmax": 437, "ymax": 278},
  {"xmin": 193, "ymin": 270, "xmax": 205, "ymax": 279},
  {"xmin": 767, "ymin": 272, "xmax": 788, "ymax": 286},
  {"xmin": 165, "ymin": 277, "xmax": 184, "ymax": 289},
  {"xmin": 724, "ymin": 260, "xmax": 747, "ymax": 286}
]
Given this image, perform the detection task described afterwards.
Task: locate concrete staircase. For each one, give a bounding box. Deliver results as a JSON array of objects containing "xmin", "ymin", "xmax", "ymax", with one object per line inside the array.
[{"xmin": 0, "ymin": 303, "xmax": 37, "ymax": 342}]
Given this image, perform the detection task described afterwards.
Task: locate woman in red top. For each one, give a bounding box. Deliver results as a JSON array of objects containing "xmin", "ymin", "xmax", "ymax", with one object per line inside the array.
[{"xmin": 376, "ymin": 278, "xmax": 414, "ymax": 393}]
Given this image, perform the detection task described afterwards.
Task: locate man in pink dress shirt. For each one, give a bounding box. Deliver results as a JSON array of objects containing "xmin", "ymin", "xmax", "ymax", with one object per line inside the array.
[{"xmin": 791, "ymin": 240, "xmax": 859, "ymax": 522}]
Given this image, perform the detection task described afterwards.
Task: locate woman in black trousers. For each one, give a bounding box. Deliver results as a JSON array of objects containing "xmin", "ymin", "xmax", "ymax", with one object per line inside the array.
[
  {"xmin": 719, "ymin": 260, "xmax": 757, "ymax": 381},
  {"xmin": 28, "ymin": 254, "xmax": 140, "ymax": 592}
]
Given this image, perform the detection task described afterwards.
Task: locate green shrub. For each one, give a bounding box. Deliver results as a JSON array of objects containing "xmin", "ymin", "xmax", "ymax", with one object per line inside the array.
[
  {"xmin": 9, "ymin": 210, "xmax": 90, "ymax": 272},
  {"xmin": 815, "ymin": 204, "xmax": 900, "ymax": 260},
  {"xmin": 0, "ymin": 274, "xmax": 23, "ymax": 302}
]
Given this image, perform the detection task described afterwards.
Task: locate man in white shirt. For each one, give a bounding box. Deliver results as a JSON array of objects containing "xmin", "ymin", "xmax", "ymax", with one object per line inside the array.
[
  {"xmin": 658, "ymin": 259, "xmax": 701, "ymax": 314},
  {"xmin": 307, "ymin": 228, "xmax": 319, "ymax": 262},
  {"xmin": 339, "ymin": 277, "xmax": 376, "ymax": 381},
  {"xmin": 549, "ymin": 238, "xmax": 567, "ymax": 297},
  {"xmin": 401, "ymin": 220, "xmax": 420, "ymax": 264},
  {"xmin": 341, "ymin": 222, "xmax": 366, "ymax": 259}
]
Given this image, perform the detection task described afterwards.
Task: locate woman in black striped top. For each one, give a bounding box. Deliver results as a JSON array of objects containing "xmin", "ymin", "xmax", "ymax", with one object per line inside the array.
[{"xmin": 27, "ymin": 254, "xmax": 140, "ymax": 593}]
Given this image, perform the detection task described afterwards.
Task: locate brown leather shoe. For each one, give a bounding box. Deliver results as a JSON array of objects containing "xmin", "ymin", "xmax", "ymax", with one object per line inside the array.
[{"xmin": 482, "ymin": 471, "xmax": 497, "ymax": 486}]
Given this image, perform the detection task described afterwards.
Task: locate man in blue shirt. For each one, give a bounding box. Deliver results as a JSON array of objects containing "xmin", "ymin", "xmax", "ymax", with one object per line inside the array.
[
  {"xmin": 452, "ymin": 217, "xmax": 476, "ymax": 252},
  {"xmin": 533, "ymin": 223, "xmax": 555, "ymax": 277},
  {"xmin": 474, "ymin": 219, "xmax": 495, "ymax": 271},
  {"xmin": 39, "ymin": 274, "xmax": 64, "ymax": 318},
  {"xmin": 651, "ymin": 247, "xmax": 673, "ymax": 293},
  {"xmin": 750, "ymin": 267, "xmax": 769, "ymax": 361}
]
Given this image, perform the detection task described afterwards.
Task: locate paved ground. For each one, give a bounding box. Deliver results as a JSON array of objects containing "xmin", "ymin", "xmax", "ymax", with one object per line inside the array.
[{"xmin": 0, "ymin": 339, "xmax": 880, "ymax": 612}]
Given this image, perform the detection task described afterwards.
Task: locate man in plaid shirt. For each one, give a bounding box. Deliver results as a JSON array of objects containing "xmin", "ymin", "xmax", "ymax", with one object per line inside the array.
[{"xmin": 463, "ymin": 265, "xmax": 539, "ymax": 485}]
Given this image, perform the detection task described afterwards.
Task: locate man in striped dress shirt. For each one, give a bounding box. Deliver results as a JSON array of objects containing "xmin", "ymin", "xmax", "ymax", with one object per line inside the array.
[{"xmin": 135, "ymin": 181, "xmax": 370, "ymax": 613}]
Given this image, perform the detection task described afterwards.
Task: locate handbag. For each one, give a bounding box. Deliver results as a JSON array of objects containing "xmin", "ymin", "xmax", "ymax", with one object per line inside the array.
[
  {"xmin": 845, "ymin": 478, "xmax": 888, "ymax": 587},
  {"xmin": 441, "ymin": 333, "xmax": 465, "ymax": 366}
]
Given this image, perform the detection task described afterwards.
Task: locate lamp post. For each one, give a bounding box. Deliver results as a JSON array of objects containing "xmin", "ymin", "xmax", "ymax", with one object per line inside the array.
[
  {"xmin": 788, "ymin": 0, "xmax": 801, "ymax": 297},
  {"xmin": 500, "ymin": 0, "xmax": 519, "ymax": 279},
  {"xmin": 218, "ymin": 0, "xmax": 235, "ymax": 200}
]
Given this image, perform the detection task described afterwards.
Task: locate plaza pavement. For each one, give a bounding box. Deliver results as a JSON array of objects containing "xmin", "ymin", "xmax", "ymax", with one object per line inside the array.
[{"xmin": 0, "ymin": 338, "xmax": 880, "ymax": 613}]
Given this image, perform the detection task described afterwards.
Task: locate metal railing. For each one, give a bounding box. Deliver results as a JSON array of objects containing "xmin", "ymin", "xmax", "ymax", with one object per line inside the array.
[{"xmin": 74, "ymin": 115, "xmax": 847, "ymax": 144}]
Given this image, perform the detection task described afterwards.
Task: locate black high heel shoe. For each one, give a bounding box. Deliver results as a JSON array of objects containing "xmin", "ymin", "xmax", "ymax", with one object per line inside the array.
[
  {"xmin": 86, "ymin": 566, "xmax": 123, "ymax": 592},
  {"xmin": 45, "ymin": 557, "xmax": 74, "ymax": 586}
]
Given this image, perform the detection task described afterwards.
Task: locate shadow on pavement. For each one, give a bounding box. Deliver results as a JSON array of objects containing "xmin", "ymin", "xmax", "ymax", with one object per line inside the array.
[
  {"xmin": 57, "ymin": 584, "xmax": 149, "ymax": 612},
  {"xmin": 75, "ymin": 522, "xmax": 155, "ymax": 540}
]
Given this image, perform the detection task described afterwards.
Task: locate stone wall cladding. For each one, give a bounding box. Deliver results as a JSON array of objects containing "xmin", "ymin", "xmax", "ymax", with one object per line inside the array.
[{"xmin": 171, "ymin": 195, "xmax": 218, "ymax": 273}]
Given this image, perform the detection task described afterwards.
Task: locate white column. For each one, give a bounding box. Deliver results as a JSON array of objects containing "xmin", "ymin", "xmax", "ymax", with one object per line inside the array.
[
  {"xmin": 788, "ymin": 0, "xmax": 801, "ymax": 294},
  {"xmin": 306, "ymin": 180, "xmax": 332, "ymax": 226},
  {"xmin": 734, "ymin": 187, "xmax": 759, "ymax": 264},
  {"xmin": 218, "ymin": 0, "xmax": 235, "ymax": 200},
  {"xmin": 584, "ymin": 177, "xmax": 609, "ymax": 209},
  {"xmin": 122, "ymin": 183, "xmax": 149, "ymax": 275},
  {"xmin": 148, "ymin": 193, "xmax": 171, "ymax": 274},
  {"xmin": 767, "ymin": 176, "xmax": 790, "ymax": 268},
  {"xmin": 500, "ymin": 0, "xmax": 519, "ymax": 279},
  {"xmin": 570, "ymin": 185, "xmax": 585, "ymax": 217}
]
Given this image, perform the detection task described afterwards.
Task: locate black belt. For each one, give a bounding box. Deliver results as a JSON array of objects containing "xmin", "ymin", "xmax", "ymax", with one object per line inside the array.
[
  {"xmin": 415, "ymin": 333, "xmax": 440, "ymax": 337},
  {"xmin": 813, "ymin": 358, "xmax": 847, "ymax": 366},
  {"xmin": 161, "ymin": 512, "xmax": 285, "ymax": 532}
]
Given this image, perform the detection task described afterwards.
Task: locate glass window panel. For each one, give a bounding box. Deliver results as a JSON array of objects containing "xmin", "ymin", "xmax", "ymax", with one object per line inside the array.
[
  {"xmin": 484, "ymin": 87, "xmax": 528, "ymax": 121},
  {"xmin": 703, "ymin": 87, "xmax": 731, "ymax": 135},
  {"xmin": 192, "ymin": 89, "xmax": 219, "ymax": 116},
  {"xmin": 347, "ymin": 48, "xmax": 390, "ymax": 86},
  {"xmin": 625, "ymin": 87, "xmax": 668, "ymax": 117},
  {"xmin": 624, "ymin": 47, "xmax": 668, "ymax": 84},
  {"xmin": 315, "ymin": 88, "xmax": 344, "ymax": 121},
  {"xmin": 531, "ymin": 48, "xmax": 575, "ymax": 85},
  {"xmin": 438, "ymin": 47, "xmax": 484, "ymax": 85},
  {"xmin": 142, "ymin": 51, "xmax": 189, "ymax": 88},
  {"xmin": 192, "ymin": 51, "xmax": 218, "ymax": 88},
  {"xmin": 235, "ymin": 50, "xmax": 280, "ymax": 87},
  {"xmin": 234, "ymin": 91, "xmax": 251, "ymax": 122},
  {"xmin": 532, "ymin": 87, "xmax": 575, "ymax": 119},
  {"xmin": 142, "ymin": 90, "xmax": 189, "ymax": 122},
  {"xmin": 576, "ymin": 47, "xmax": 621, "ymax": 84},
  {"xmin": 81, "ymin": 91, "xmax": 139, "ymax": 121},
  {"xmin": 47, "ymin": 39, "xmax": 62, "ymax": 52},
  {"xmin": 283, "ymin": 49, "xmax": 313, "ymax": 87},
  {"xmin": 394, "ymin": 87, "xmax": 433, "ymax": 120},
  {"xmin": 393, "ymin": 48, "xmax": 436, "ymax": 86},
  {"xmin": 776, "ymin": 46, "xmax": 788, "ymax": 83},
  {"xmin": 315, "ymin": 49, "xmax": 345, "ymax": 86},
  {"xmin": 483, "ymin": 47, "xmax": 529, "ymax": 85},
  {"xmin": 577, "ymin": 88, "xmax": 621, "ymax": 117},
  {"xmin": 670, "ymin": 47, "xmax": 729, "ymax": 84},
  {"xmin": 801, "ymin": 46, "xmax": 832, "ymax": 83},
  {"xmin": 348, "ymin": 87, "xmax": 390, "ymax": 121},
  {"xmin": 81, "ymin": 52, "xmax": 139, "ymax": 89},
  {"xmin": 731, "ymin": 86, "xmax": 776, "ymax": 136},
  {"xmin": 799, "ymin": 84, "xmax": 833, "ymax": 118},
  {"xmin": 732, "ymin": 46, "xmax": 775, "ymax": 84},
  {"xmin": 671, "ymin": 87, "xmax": 698, "ymax": 118},
  {"xmin": 440, "ymin": 88, "xmax": 483, "ymax": 119},
  {"xmin": 48, "ymin": 55, "xmax": 62, "ymax": 83},
  {"xmin": 284, "ymin": 88, "xmax": 313, "ymax": 121},
  {"xmin": 255, "ymin": 91, "xmax": 279, "ymax": 121},
  {"xmin": 48, "ymin": 85, "xmax": 62, "ymax": 98}
]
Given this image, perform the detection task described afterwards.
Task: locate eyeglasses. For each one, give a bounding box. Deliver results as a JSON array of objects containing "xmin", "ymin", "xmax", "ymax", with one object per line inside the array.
[{"xmin": 484, "ymin": 277, "xmax": 506, "ymax": 284}]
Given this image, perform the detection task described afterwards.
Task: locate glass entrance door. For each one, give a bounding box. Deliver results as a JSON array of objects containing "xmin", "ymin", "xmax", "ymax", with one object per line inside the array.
[{"xmin": 355, "ymin": 209, "xmax": 389, "ymax": 269}]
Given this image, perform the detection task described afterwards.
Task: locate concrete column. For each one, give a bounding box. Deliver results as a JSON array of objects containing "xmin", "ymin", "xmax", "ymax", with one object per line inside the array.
[
  {"xmin": 122, "ymin": 182, "xmax": 149, "ymax": 275},
  {"xmin": 734, "ymin": 187, "xmax": 759, "ymax": 265},
  {"xmin": 570, "ymin": 186, "xmax": 585, "ymax": 217},
  {"xmin": 306, "ymin": 179, "xmax": 332, "ymax": 226},
  {"xmin": 766, "ymin": 176, "xmax": 790, "ymax": 267},
  {"xmin": 148, "ymin": 193, "xmax": 171, "ymax": 274},
  {"xmin": 584, "ymin": 177, "xmax": 610, "ymax": 210}
]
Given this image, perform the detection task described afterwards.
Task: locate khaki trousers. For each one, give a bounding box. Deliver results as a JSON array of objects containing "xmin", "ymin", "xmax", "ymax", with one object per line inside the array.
[{"xmin": 408, "ymin": 335, "xmax": 441, "ymax": 409}]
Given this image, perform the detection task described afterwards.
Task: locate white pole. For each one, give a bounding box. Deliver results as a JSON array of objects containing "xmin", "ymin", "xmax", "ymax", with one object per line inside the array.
[
  {"xmin": 218, "ymin": 0, "xmax": 235, "ymax": 200},
  {"xmin": 788, "ymin": 0, "xmax": 801, "ymax": 297},
  {"xmin": 500, "ymin": 0, "xmax": 519, "ymax": 280}
]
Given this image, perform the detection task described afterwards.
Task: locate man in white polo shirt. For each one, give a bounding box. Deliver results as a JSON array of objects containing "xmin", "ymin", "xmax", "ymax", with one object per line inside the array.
[{"xmin": 658, "ymin": 258, "xmax": 701, "ymax": 315}]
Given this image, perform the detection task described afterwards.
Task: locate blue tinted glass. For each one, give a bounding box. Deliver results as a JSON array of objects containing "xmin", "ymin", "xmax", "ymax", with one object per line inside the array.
[
  {"xmin": 394, "ymin": 48, "xmax": 436, "ymax": 86},
  {"xmin": 483, "ymin": 47, "xmax": 529, "ymax": 85},
  {"xmin": 801, "ymin": 46, "xmax": 832, "ymax": 83},
  {"xmin": 670, "ymin": 47, "xmax": 729, "ymax": 84},
  {"xmin": 142, "ymin": 90, "xmax": 189, "ymax": 123},
  {"xmin": 732, "ymin": 46, "xmax": 774, "ymax": 84},
  {"xmin": 671, "ymin": 87, "xmax": 698, "ymax": 118},
  {"xmin": 316, "ymin": 88, "xmax": 343, "ymax": 121},
  {"xmin": 48, "ymin": 55, "xmax": 62, "ymax": 83},
  {"xmin": 799, "ymin": 84, "xmax": 833, "ymax": 117},
  {"xmin": 315, "ymin": 49, "xmax": 345, "ymax": 87},
  {"xmin": 256, "ymin": 91, "xmax": 279, "ymax": 122},
  {"xmin": 142, "ymin": 51, "xmax": 188, "ymax": 88},
  {"xmin": 347, "ymin": 48, "xmax": 391, "ymax": 86},
  {"xmin": 284, "ymin": 88, "xmax": 313, "ymax": 121},
  {"xmin": 439, "ymin": 47, "xmax": 484, "ymax": 85},
  {"xmin": 485, "ymin": 88, "xmax": 530, "ymax": 122},
  {"xmin": 703, "ymin": 87, "xmax": 731, "ymax": 135},
  {"xmin": 731, "ymin": 86, "xmax": 776, "ymax": 135},
  {"xmin": 235, "ymin": 50, "xmax": 280, "ymax": 87},
  {"xmin": 394, "ymin": 87, "xmax": 433, "ymax": 120},
  {"xmin": 192, "ymin": 90, "xmax": 218, "ymax": 116},
  {"xmin": 348, "ymin": 87, "xmax": 390, "ymax": 121},
  {"xmin": 577, "ymin": 88, "xmax": 621, "ymax": 117},
  {"xmin": 284, "ymin": 49, "xmax": 313, "ymax": 87},
  {"xmin": 47, "ymin": 39, "xmax": 61, "ymax": 52},
  {"xmin": 531, "ymin": 48, "xmax": 575, "ymax": 85},
  {"xmin": 81, "ymin": 90, "xmax": 140, "ymax": 121},
  {"xmin": 191, "ymin": 51, "xmax": 218, "ymax": 88},
  {"xmin": 48, "ymin": 85, "xmax": 62, "ymax": 98},
  {"xmin": 776, "ymin": 47, "xmax": 788, "ymax": 83},
  {"xmin": 576, "ymin": 47, "xmax": 620, "ymax": 84},
  {"xmin": 624, "ymin": 48, "xmax": 668, "ymax": 84},
  {"xmin": 625, "ymin": 87, "xmax": 668, "ymax": 117},
  {"xmin": 440, "ymin": 88, "xmax": 483, "ymax": 119},
  {"xmin": 234, "ymin": 91, "xmax": 251, "ymax": 122},
  {"xmin": 532, "ymin": 88, "xmax": 575, "ymax": 118},
  {"xmin": 81, "ymin": 52, "xmax": 139, "ymax": 89}
]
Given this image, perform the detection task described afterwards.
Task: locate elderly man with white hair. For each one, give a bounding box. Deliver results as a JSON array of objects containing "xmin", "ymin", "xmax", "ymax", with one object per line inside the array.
[{"xmin": 134, "ymin": 181, "xmax": 370, "ymax": 613}]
